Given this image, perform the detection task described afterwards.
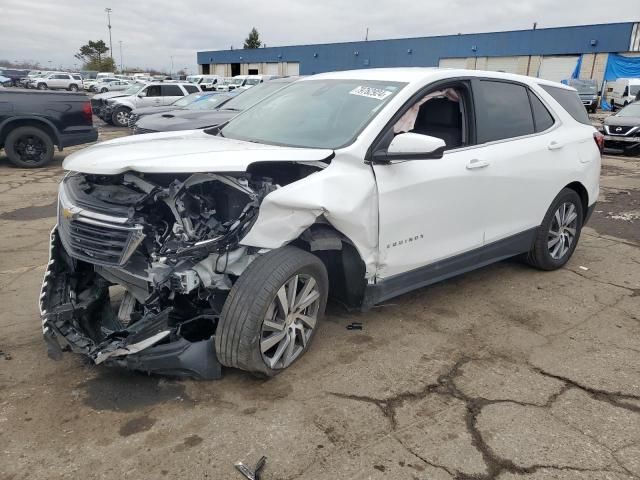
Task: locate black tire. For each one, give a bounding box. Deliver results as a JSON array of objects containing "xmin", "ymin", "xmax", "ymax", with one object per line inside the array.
[
  {"xmin": 69, "ymin": 84, "xmax": 79, "ymax": 92},
  {"xmin": 37, "ymin": 83, "xmax": 47, "ymax": 90},
  {"xmin": 4, "ymin": 126, "xmax": 54, "ymax": 168},
  {"xmin": 216, "ymin": 246, "xmax": 328, "ymax": 377},
  {"xmin": 100, "ymin": 88, "xmax": 108, "ymax": 93},
  {"xmin": 525, "ymin": 188, "xmax": 583, "ymax": 271},
  {"xmin": 111, "ymin": 107, "xmax": 131, "ymax": 127}
]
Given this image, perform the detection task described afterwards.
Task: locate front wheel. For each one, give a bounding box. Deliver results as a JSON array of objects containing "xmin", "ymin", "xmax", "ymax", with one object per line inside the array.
[
  {"xmin": 69, "ymin": 84, "xmax": 78, "ymax": 92},
  {"xmin": 111, "ymin": 107, "xmax": 131, "ymax": 127},
  {"xmin": 216, "ymin": 246, "xmax": 328, "ymax": 377},
  {"xmin": 525, "ymin": 188, "xmax": 583, "ymax": 270},
  {"xmin": 37, "ymin": 83, "xmax": 47, "ymax": 90}
]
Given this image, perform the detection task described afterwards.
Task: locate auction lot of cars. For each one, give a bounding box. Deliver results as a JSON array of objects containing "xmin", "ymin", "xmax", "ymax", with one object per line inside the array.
[{"xmin": 2, "ymin": 18, "xmax": 640, "ymax": 478}]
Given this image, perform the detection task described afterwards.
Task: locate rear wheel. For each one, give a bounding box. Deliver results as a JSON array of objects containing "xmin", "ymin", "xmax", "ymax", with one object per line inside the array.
[
  {"xmin": 111, "ymin": 107, "xmax": 131, "ymax": 127},
  {"xmin": 525, "ymin": 188, "xmax": 583, "ymax": 270},
  {"xmin": 69, "ymin": 84, "xmax": 79, "ymax": 92},
  {"xmin": 100, "ymin": 88, "xmax": 108, "ymax": 93},
  {"xmin": 216, "ymin": 246, "xmax": 328, "ymax": 377},
  {"xmin": 4, "ymin": 126, "xmax": 54, "ymax": 168}
]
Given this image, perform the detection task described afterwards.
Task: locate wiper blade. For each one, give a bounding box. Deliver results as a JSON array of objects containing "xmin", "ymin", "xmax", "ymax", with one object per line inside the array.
[{"xmin": 219, "ymin": 107, "xmax": 240, "ymax": 112}]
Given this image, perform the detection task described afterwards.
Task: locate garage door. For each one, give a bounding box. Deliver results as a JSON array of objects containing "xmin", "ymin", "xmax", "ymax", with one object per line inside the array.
[
  {"xmin": 485, "ymin": 56, "xmax": 519, "ymax": 73},
  {"xmin": 213, "ymin": 64, "xmax": 226, "ymax": 76},
  {"xmin": 439, "ymin": 58, "xmax": 467, "ymax": 69},
  {"xmin": 286, "ymin": 62, "xmax": 300, "ymax": 76},
  {"xmin": 265, "ymin": 63, "xmax": 279, "ymax": 75},
  {"xmin": 538, "ymin": 56, "xmax": 579, "ymax": 82}
]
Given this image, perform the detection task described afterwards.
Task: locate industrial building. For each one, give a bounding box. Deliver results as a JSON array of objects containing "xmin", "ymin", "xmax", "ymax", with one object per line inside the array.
[{"xmin": 197, "ymin": 21, "xmax": 640, "ymax": 86}]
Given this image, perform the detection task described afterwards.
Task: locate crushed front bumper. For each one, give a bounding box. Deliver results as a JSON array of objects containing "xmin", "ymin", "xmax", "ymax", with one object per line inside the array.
[
  {"xmin": 603, "ymin": 135, "xmax": 640, "ymax": 155},
  {"xmin": 40, "ymin": 229, "xmax": 222, "ymax": 380}
]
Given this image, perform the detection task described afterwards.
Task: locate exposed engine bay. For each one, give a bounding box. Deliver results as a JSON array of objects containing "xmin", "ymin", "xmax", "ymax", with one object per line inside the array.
[{"xmin": 41, "ymin": 165, "xmax": 322, "ymax": 379}]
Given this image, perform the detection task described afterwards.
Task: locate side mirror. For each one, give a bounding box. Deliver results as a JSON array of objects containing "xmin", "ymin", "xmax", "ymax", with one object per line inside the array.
[
  {"xmin": 138, "ymin": 90, "xmax": 147, "ymax": 98},
  {"xmin": 374, "ymin": 132, "xmax": 446, "ymax": 162}
]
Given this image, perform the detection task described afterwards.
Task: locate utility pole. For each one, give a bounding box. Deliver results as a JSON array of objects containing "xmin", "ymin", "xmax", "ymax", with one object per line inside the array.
[
  {"xmin": 119, "ymin": 40, "xmax": 123, "ymax": 73},
  {"xmin": 105, "ymin": 8, "xmax": 113, "ymax": 68},
  {"xmin": 170, "ymin": 55, "xmax": 174, "ymax": 76},
  {"xmin": 365, "ymin": 27, "xmax": 369, "ymax": 41}
]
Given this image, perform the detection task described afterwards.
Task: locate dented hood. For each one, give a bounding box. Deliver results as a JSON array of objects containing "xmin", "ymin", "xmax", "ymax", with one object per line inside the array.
[{"xmin": 63, "ymin": 129, "xmax": 334, "ymax": 174}]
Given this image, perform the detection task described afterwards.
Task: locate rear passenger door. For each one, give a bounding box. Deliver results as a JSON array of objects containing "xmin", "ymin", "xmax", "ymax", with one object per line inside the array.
[
  {"xmin": 470, "ymin": 79, "xmax": 567, "ymax": 244},
  {"xmin": 160, "ymin": 84, "xmax": 185, "ymax": 105}
]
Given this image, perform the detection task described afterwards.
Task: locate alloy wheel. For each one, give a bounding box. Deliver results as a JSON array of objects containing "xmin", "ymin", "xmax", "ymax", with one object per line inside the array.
[
  {"xmin": 14, "ymin": 135, "xmax": 46, "ymax": 164},
  {"xmin": 548, "ymin": 202, "xmax": 578, "ymax": 260},
  {"xmin": 260, "ymin": 274, "xmax": 321, "ymax": 370},
  {"xmin": 116, "ymin": 111, "xmax": 129, "ymax": 125}
]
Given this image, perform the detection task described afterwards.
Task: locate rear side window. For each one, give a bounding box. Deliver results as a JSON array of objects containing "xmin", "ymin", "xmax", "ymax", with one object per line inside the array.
[
  {"xmin": 540, "ymin": 85, "xmax": 590, "ymax": 125},
  {"xmin": 528, "ymin": 92, "xmax": 555, "ymax": 132},
  {"xmin": 161, "ymin": 84, "xmax": 183, "ymax": 96},
  {"xmin": 476, "ymin": 80, "xmax": 535, "ymax": 142},
  {"xmin": 183, "ymin": 84, "xmax": 199, "ymax": 94}
]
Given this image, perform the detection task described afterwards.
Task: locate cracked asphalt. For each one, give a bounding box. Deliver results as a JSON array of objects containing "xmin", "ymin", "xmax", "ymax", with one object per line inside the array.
[{"xmin": 1, "ymin": 122, "xmax": 639, "ymax": 480}]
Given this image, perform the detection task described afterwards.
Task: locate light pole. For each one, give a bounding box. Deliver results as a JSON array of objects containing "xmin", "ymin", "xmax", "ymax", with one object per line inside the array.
[
  {"xmin": 170, "ymin": 55, "xmax": 174, "ymax": 76},
  {"xmin": 105, "ymin": 8, "xmax": 113, "ymax": 68},
  {"xmin": 119, "ymin": 40, "xmax": 123, "ymax": 73}
]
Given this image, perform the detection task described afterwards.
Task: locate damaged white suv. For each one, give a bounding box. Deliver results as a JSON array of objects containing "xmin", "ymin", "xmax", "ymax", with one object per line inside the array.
[{"xmin": 41, "ymin": 68, "xmax": 601, "ymax": 379}]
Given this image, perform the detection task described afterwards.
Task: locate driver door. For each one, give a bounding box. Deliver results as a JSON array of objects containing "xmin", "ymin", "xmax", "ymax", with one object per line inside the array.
[
  {"xmin": 372, "ymin": 81, "xmax": 486, "ymax": 282},
  {"xmin": 138, "ymin": 85, "xmax": 162, "ymax": 107}
]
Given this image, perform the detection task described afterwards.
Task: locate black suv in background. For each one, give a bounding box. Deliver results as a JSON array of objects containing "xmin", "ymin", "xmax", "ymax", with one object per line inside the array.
[{"xmin": 0, "ymin": 90, "xmax": 98, "ymax": 167}]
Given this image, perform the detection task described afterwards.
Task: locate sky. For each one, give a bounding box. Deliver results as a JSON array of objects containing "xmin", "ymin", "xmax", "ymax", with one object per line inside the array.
[{"xmin": 0, "ymin": 0, "xmax": 638, "ymax": 73}]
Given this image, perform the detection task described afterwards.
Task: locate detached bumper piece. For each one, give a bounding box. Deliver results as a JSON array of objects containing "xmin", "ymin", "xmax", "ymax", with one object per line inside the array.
[{"xmin": 40, "ymin": 230, "xmax": 222, "ymax": 380}]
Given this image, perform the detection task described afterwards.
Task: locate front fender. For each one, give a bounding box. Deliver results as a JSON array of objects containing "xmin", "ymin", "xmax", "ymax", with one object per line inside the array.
[{"xmin": 240, "ymin": 156, "xmax": 379, "ymax": 277}]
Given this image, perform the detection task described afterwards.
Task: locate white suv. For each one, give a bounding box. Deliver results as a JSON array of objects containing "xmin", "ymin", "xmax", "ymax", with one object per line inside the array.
[
  {"xmin": 32, "ymin": 73, "xmax": 82, "ymax": 91},
  {"xmin": 104, "ymin": 82, "xmax": 201, "ymax": 126},
  {"xmin": 42, "ymin": 68, "xmax": 601, "ymax": 380}
]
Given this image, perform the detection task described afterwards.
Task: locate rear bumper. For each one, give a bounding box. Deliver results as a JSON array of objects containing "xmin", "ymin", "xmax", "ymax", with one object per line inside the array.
[
  {"xmin": 59, "ymin": 128, "xmax": 98, "ymax": 148},
  {"xmin": 40, "ymin": 229, "xmax": 222, "ymax": 380}
]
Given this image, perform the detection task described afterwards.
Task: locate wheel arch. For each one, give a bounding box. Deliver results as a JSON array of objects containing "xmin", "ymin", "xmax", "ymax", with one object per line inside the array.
[
  {"xmin": 291, "ymin": 223, "xmax": 368, "ymax": 310},
  {"xmin": 0, "ymin": 117, "xmax": 61, "ymax": 149},
  {"xmin": 564, "ymin": 181, "xmax": 589, "ymax": 220}
]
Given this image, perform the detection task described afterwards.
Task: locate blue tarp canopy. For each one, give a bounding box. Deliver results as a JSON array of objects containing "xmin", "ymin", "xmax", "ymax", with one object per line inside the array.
[{"xmin": 600, "ymin": 54, "xmax": 640, "ymax": 110}]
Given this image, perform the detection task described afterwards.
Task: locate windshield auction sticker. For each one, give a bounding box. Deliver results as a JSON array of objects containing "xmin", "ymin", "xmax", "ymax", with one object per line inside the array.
[{"xmin": 349, "ymin": 86, "xmax": 393, "ymax": 100}]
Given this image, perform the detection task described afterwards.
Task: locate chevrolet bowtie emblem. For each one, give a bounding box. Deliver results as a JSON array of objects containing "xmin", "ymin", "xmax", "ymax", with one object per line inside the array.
[{"xmin": 62, "ymin": 207, "xmax": 74, "ymax": 220}]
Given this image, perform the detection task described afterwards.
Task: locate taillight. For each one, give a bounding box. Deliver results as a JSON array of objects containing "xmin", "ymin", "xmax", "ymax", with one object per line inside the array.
[
  {"xmin": 593, "ymin": 131, "xmax": 604, "ymax": 154},
  {"xmin": 82, "ymin": 101, "xmax": 93, "ymax": 125}
]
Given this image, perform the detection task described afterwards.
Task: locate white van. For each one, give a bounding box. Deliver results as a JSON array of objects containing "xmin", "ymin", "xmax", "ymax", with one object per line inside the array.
[
  {"xmin": 608, "ymin": 78, "xmax": 640, "ymax": 108},
  {"xmin": 198, "ymin": 75, "xmax": 222, "ymax": 91}
]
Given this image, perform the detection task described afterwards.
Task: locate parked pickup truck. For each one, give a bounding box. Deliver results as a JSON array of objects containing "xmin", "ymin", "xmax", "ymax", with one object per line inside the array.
[{"xmin": 0, "ymin": 90, "xmax": 98, "ymax": 167}]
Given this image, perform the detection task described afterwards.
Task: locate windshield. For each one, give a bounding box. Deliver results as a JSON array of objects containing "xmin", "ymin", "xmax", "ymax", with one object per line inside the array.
[
  {"xmin": 220, "ymin": 79, "xmax": 406, "ymax": 149},
  {"xmin": 617, "ymin": 103, "xmax": 640, "ymax": 117},
  {"xmin": 185, "ymin": 94, "xmax": 232, "ymax": 110},
  {"xmin": 569, "ymin": 79, "xmax": 597, "ymax": 94},
  {"xmin": 230, "ymin": 78, "xmax": 245, "ymax": 86},
  {"xmin": 245, "ymin": 78, "xmax": 261, "ymax": 86},
  {"xmin": 219, "ymin": 81, "xmax": 292, "ymax": 111}
]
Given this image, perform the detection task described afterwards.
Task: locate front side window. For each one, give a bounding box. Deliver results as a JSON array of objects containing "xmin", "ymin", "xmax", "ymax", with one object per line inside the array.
[
  {"xmin": 220, "ymin": 79, "xmax": 406, "ymax": 149},
  {"xmin": 145, "ymin": 85, "xmax": 161, "ymax": 97},
  {"xmin": 476, "ymin": 80, "xmax": 535, "ymax": 143},
  {"xmin": 393, "ymin": 86, "xmax": 468, "ymax": 150},
  {"xmin": 540, "ymin": 85, "xmax": 590, "ymax": 125}
]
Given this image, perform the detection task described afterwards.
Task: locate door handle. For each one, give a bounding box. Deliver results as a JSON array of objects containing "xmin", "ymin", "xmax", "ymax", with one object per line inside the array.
[
  {"xmin": 548, "ymin": 140, "xmax": 564, "ymax": 150},
  {"xmin": 466, "ymin": 159, "xmax": 490, "ymax": 170}
]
